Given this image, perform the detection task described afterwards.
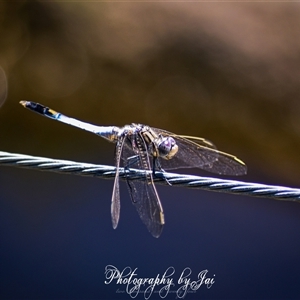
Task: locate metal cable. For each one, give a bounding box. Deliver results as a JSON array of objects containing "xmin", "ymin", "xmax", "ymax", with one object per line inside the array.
[{"xmin": 1, "ymin": 150, "xmax": 300, "ymax": 203}]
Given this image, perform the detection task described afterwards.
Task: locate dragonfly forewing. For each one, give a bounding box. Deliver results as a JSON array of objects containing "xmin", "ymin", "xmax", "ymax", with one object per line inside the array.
[
  {"xmin": 151, "ymin": 128, "xmax": 247, "ymax": 176},
  {"xmin": 123, "ymin": 133, "xmax": 164, "ymax": 238},
  {"xmin": 111, "ymin": 135, "xmax": 125, "ymax": 229}
]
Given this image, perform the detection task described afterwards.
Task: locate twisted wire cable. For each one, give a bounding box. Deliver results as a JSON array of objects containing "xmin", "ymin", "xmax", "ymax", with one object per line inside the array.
[{"xmin": 1, "ymin": 150, "xmax": 300, "ymax": 203}]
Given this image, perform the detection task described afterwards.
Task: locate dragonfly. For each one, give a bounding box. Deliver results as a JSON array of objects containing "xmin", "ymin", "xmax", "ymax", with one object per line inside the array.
[{"xmin": 20, "ymin": 101, "xmax": 247, "ymax": 238}]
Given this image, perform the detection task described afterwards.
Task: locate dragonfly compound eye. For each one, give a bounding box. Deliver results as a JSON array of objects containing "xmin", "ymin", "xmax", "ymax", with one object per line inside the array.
[{"xmin": 158, "ymin": 137, "xmax": 178, "ymax": 159}]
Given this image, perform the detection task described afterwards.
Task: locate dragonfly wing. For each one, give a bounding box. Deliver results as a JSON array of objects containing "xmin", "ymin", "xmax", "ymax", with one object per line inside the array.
[
  {"xmin": 127, "ymin": 178, "xmax": 164, "ymax": 238},
  {"xmin": 178, "ymin": 135, "xmax": 216, "ymax": 149},
  {"xmin": 111, "ymin": 135, "xmax": 125, "ymax": 229},
  {"xmin": 122, "ymin": 135, "xmax": 164, "ymax": 238},
  {"xmin": 151, "ymin": 127, "xmax": 247, "ymax": 176}
]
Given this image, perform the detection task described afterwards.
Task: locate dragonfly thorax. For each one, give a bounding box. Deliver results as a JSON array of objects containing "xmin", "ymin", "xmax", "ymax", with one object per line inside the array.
[{"xmin": 132, "ymin": 124, "xmax": 178, "ymax": 160}]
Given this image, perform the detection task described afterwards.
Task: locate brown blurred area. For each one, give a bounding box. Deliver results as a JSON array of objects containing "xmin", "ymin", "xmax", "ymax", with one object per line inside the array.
[{"xmin": 1, "ymin": 1, "xmax": 300, "ymax": 185}]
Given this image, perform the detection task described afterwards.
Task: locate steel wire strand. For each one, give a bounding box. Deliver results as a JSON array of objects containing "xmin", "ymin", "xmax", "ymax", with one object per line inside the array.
[{"xmin": 1, "ymin": 150, "xmax": 300, "ymax": 202}]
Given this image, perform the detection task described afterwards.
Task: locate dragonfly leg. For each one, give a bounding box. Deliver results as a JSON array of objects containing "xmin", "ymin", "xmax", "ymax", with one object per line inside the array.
[
  {"xmin": 152, "ymin": 157, "xmax": 172, "ymax": 186},
  {"xmin": 124, "ymin": 156, "xmax": 140, "ymax": 204},
  {"xmin": 126, "ymin": 155, "xmax": 139, "ymax": 168}
]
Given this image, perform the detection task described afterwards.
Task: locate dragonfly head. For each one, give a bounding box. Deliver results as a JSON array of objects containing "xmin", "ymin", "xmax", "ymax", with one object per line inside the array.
[{"xmin": 157, "ymin": 136, "xmax": 178, "ymax": 160}]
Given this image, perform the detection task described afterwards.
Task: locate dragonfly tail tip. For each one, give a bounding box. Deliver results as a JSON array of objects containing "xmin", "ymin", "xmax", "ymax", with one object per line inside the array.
[{"xmin": 19, "ymin": 100, "xmax": 29, "ymax": 107}]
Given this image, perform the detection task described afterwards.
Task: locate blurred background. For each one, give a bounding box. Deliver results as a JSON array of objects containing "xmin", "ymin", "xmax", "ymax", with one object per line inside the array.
[{"xmin": 1, "ymin": 1, "xmax": 300, "ymax": 299}]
